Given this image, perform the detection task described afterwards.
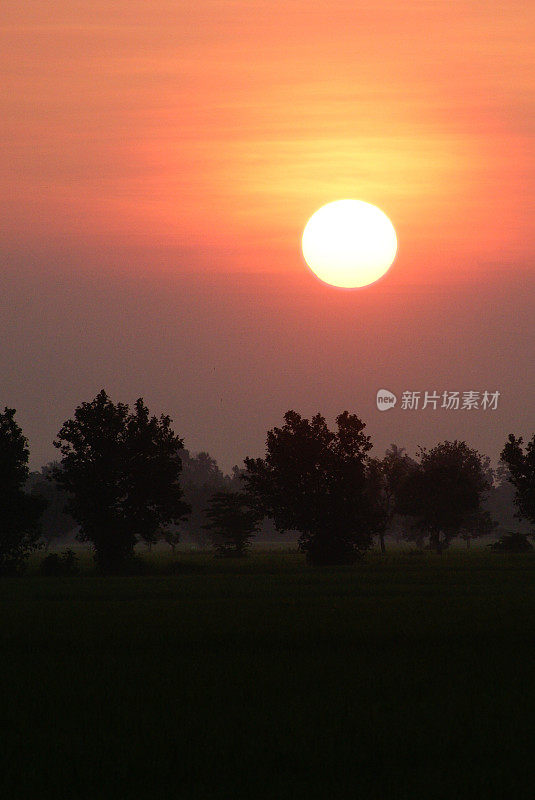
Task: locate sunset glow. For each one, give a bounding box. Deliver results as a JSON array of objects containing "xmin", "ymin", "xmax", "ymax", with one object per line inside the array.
[
  {"xmin": 0, "ymin": 0, "xmax": 533, "ymax": 475},
  {"xmin": 1, "ymin": 1, "xmax": 534, "ymax": 284}
]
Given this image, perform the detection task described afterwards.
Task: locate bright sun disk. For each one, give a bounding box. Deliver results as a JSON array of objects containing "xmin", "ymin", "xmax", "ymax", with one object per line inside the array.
[{"xmin": 302, "ymin": 199, "xmax": 397, "ymax": 288}]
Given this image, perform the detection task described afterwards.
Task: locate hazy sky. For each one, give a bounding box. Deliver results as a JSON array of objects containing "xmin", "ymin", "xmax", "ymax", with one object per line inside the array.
[{"xmin": 1, "ymin": 1, "xmax": 534, "ymax": 471}]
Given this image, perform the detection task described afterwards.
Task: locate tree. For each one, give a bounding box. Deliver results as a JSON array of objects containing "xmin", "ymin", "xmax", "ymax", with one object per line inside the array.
[
  {"xmin": 459, "ymin": 508, "xmax": 498, "ymax": 549},
  {"xmin": 0, "ymin": 407, "xmax": 45, "ymax": 573},
  {"xmin": 365, "ymin": 458, "xmax": 391, "ymax": 555},
  {"xmin": 483, "ymin": 463, "xmax": 532, "ymax": 536},
  {"xmin": 162, "ymin": 529, "xmax": 181, "ymax": 554},
  {"xmin": 203, "ymin": 491, "xmax": 261, "ymax": 556},
  {"xmin": 26, "ymin": 463, "xmax": 77, "ymax": 547},
  {"xmin": 366, "ymin": 445, "xmax": 418, "ymax": 554},
  {"xmin": 500, "ymin": 434, "xmax": 535, "ymax": 531},
  {"xmin": 458, "ymin": 454, "xmax": 497, "ymax": 548},
  {"xmin": 397, "ymin": 440, "xmax": 492, "ymax": 553},
  {"xmin": 52, "ymin": 390, "xmax": 190, "ymax": 571},
  {"xmin": 174, "ymin": 450, "xmax": 230, "ymax": 546},
  {"xmin": 243, "ymin": 410, "xmax": 374, "ymax": 565}
]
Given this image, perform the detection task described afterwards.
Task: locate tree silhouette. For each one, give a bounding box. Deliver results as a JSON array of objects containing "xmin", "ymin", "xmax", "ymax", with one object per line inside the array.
[
  {"xmin": 175, "ymin": 450, "xmax": 230, "ymax": 546},
  {"xmin": 52, "ymin": 390, "xmax": 190, "ymax": 571},
  {"xmin": 162, "ymin": 528, "xmax": 181, "ymax": 554},
  {"xmin": 0, "ymin": 407, "xmax": 45, "ymax": 573},
  {"xmin": 203, "ymin": 491, "xmax": 261, "ymax": 556},
  {"xmin": 243, "ymin": 410, "xmax": 373, "ymax": 565},
  {"xmin": 27, "ymin": 462, "xmax": 76, "ymax": 546},
  {"xmin": 398, "ymin": 440, "xmax": 492, "ymax": 553},
  {"xmin": 459, "ymin": 508, "xmax": 497, "ymax": 549},
  {"xmin": 366, "ymin": 445, "xmax": 418, "ymax": 553},
  {"xmin": 365, "ymin": 458, "xmax": 391, "ymax": 554},
  {"xmin": 484, "ymin": 463, "xmax": 532, "ymax": 535},
  {"xmin": 500, "ymin": 434, "xmax": 535, "ymax": 531}
]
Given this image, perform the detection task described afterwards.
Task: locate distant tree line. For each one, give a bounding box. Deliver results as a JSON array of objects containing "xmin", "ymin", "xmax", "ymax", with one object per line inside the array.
[{"xmin": 0, "ymin": 391, "xmax": 534, "ymax": 572}]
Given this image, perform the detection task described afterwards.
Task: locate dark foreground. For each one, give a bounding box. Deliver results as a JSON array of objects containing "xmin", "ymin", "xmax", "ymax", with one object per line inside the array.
[{"xmin": 1, "ymin": 551, "xmax": 535, "ymax": 799}]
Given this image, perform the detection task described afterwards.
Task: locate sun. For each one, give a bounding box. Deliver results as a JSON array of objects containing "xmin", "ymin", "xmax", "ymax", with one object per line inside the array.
[{"xmin": 301, "ymin": 199, "xmax": 397, "ymax": 288}]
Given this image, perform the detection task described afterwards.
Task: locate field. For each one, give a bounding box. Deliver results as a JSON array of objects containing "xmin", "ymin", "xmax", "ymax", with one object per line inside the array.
[{"xmin": 1, "ymin": 550, "xmax": 535, "ymax": 799}]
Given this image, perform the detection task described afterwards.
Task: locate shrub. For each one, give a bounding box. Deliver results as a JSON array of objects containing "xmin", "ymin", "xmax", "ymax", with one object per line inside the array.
[
  {"xmin": 39, "ymin": 549, "xmax": 79, "ymax": 576},
  {"xmin": 488, "ymin": 531, "xmax": 533, "ymax": 553}
]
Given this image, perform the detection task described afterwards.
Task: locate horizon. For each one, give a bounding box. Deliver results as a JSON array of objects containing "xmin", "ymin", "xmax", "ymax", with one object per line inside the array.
[{"xmin": 7, "ymin": 267, "xmax": 533, "ymax": 474}]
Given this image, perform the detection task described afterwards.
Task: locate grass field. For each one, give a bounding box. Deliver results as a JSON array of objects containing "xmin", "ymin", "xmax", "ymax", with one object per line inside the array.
[{"xmin": 1, "ymin": 550, "xmax": 535, "ymax": 799}]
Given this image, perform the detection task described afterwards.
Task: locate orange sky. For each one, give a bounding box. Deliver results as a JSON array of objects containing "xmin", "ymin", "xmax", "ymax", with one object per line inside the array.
[
  {"xmin": 1, "ymin": 1, "xmax": 534, "ymax": 472},
  {"xmin": 2, "ymin": 0, "xmax": 534, "ymax": 283}
]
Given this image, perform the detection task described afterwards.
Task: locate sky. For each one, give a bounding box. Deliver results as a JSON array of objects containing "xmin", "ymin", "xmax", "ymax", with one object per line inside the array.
[{"xmin": 1, "ymin": 0, "xmax": 534, "ymax": 472}]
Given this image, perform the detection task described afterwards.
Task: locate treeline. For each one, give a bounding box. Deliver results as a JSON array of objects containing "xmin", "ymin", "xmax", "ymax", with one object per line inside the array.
[
  {"xmin": 1, "ymin": 391, "xmax": 534, "ymax": 572},
  {"xmin": 26, "ymin": 449, "xmax": 282, "ymax": 550}
]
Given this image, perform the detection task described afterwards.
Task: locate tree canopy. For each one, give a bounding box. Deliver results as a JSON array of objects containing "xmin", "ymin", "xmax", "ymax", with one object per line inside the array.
[
  {"xmin": 500, "ymin": 434, "xmax": 535, "ymax": 530},
  {"xmin": 398, "ymin": 440, "xmax": 492, "ymax": 553},
  {"xmin": 243, "ymin": 410, "xmax": 373, "ymax": 564},
  {"xmin": 0, "ymin": 407, "xmax": 45, "ymax": 572},
  {"xmin": 53, "ymin": 390, "xmax": 190, "ymax": 571}
]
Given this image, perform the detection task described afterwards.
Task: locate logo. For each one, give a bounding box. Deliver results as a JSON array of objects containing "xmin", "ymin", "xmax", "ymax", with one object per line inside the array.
[
  {"xmin": 375, "ymin": 388, "xmax": 500, "ymax": 411},
  {"xmin": 376, "ymin": 389, "xmax": 397, "ymax": 411}
]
